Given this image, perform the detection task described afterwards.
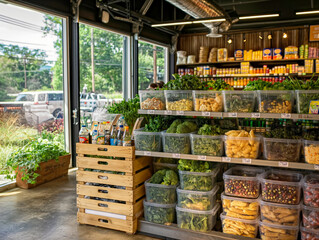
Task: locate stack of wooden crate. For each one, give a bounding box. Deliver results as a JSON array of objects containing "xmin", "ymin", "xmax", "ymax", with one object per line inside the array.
[{"xmin": 76, "ymin": 143, "xmax": 152, "ymax": 234}]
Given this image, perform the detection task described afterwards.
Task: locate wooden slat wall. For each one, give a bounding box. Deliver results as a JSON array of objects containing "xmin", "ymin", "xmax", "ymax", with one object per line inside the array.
[{"xmin": 178, "ymin": 27, "xmax": 319, "ymax": 61}]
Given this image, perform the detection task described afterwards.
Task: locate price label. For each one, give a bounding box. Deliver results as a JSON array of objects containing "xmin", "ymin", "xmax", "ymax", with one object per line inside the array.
[
  {"xmin": 202, "ymin": 112, "xmax": 210, "ymax": 117},
  {"xmin": 222, "ymin": 157, "xmax": 231, "ymax": 162},
  {"xmin": 242, "ymin": 158, "xmax": 252, "ymax": 164},
  {"xmin": 173, "ymin": 153, "xmax": 181, "ymax": 158},
  {"xmin": 298, "ymin": 72, "xmax": 302, "ymax": 76},
  {"xmin": 144, "ymin": 151, "xmax": 151, "ymax": 156},
  {"xmin": 285, "ymin": 73, "xmax": 289, "ymax": 76},
  {"xmin": 147, "ymin": 110, "xmax": 155, "ymax": 114},
  {"xmin": 164, "ymin": 110, "xmax": 172, "ymax": 115},
  {"xmin": 251, "ymin": 113, "xmax": 260, "ymax": 118},
  {"xmin": 279, "ymin": 73, "xmax": 283, "ymax": 76},
  {"xmin": 278, "ymin": 161, "xmax": 289, "ymax": 167},
  {"xmin": 281, "ymin": 113, "xmax": 291, "ymax": 118},
  {"xmin": 314, "ymin": 165, "xmax": 319, "ymax": 170},
  {"xmin": 274, "ymin": 73, "xmax": 278, "ymax": 76},
  {"xmin": 229, "ymin": 112, "xmax": 237, "ymax": 117},
  {"xmin": 176, "ymin": 111, "xmax": 184, "ymax": 116},
  {"xmin": 197, "ymin": 155, "xmax": 207, "ymax": 160},
  {"xmin": 266, "ymin": 73, "xmax": 270, "ymax": 76}
]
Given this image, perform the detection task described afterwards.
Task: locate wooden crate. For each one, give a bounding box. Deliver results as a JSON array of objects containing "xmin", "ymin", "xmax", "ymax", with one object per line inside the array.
[{"xmin": 76, "ymin": 143, "xmax": 152, "ymax": 234}]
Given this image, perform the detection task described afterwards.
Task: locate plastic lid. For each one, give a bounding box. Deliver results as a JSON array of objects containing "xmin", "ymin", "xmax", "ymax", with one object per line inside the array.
[
  {"xmin": 259, "ymin": 170, "xmax": 303, "ymax": 185},
  {"xmin": 143, "ymin": 199, "xmax": 176, "ymax": 208},
  {"xmin": 221, "ymin": 192, "xmax": 261, "ymax": 203},
  {"xmin": 144, "ymin": 178, "xmax": 179, "ymax": 188},
  {"xmin": 176, "ymin": 203, "xmax": 220, "ymax": 215},
  {"xmin": 220, "ymin": 213, "xmax": 259, "ymax": 224},
  {"xmin": 223, "ymin": 166, "xmax": 264, "ymax": 180},
  {"xmin": 120, "ymin": 125, "xmax": 123, "ymax": 127},
  {"xmin": 260, "ymin": 199, "xmax": 301, "ymax": 209},
  {"xmin": 302, "ymin": 174, "xmax": 319, "ymax": 187},
  {"xmin": 94, "ymin": 124, "xmax": 98, "ymax": 126},
  {"xmin": 177, "ymin": 184, "xmax": 219, "ymax": 196},
  {"xmin": 259, "ymin": 220, "xmax": 299, "ymax": 231},
  {"xmin": 179, "ymin": 164, "xmax": 220, "ymax": 177},
  {"xmin": 82, "ymin": 125, "xmax": 86, "ymax": 127},
  {"xmin": 263, "ymin": 137, "xmax": 301, "ymax": 143}
]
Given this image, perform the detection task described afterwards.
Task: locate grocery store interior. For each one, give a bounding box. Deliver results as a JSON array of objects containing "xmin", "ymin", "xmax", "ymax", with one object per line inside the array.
[{"xmin": 1, "ymin": 0, "xmax": 319, "ymax": 240}]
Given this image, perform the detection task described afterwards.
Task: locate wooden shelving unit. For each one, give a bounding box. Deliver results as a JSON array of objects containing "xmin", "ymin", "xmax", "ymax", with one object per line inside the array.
[{"xmin": 196, "ymin": 73, "xmax": 318, "ymax": 78}]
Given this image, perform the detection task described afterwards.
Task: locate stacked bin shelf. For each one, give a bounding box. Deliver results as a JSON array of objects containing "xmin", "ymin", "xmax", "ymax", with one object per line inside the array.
[{"xmin": 76, "ymin": 143, "xmax": 152, "ymax": 234}]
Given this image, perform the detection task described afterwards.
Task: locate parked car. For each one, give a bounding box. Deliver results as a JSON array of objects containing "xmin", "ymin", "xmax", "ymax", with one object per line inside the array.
[
  {"xmin": 80, "ymin": 92, "xmax": 111, "ymax": 111},
  {"xmin": 15, "ymin": 91, "xmax": 63, "ymax": 117}
]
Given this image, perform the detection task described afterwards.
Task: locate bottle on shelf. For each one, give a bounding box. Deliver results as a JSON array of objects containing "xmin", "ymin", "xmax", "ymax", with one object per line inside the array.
[
  {"xmin": 79, "ymin": 125, "xmax": 90, "ymax": 144},
  {"xmin": 104, "ymin": 122, "xmax": 111, "ymax": 145},
  {"xmin": 117, "ymin": 125, "xmax": 124, "ymax": 146},
  {"xmin": 91, "ymin": 124, "xmax": 99, "ymax": 144},
  {"xmin": 122, "ymin": 126, "xmax": 132, "ymax": 146},
  {"xmin": 97, "ymin": 122, "xmax": 106, "ymax": 145},
  {"xmin": 110, "ymin": 124, "xmax": 118, "ymax": 146}
]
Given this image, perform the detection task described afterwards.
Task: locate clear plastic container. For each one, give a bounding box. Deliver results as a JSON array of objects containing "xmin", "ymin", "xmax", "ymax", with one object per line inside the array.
[
  {"xmin": 179, "ymin": 166, "xmax": 220, "ymax": 191},
  {"xmin": 134, "ymin": 128, "xmax": 162, "ymax": 152},
  {"xmin": 153, "ymin": 162, "xmax": 178, "ymax": 173},
  {"xmin": 302, "ymin": 203, "xmax": 319, "ymax": 229},
  {"xmin": 176, "ymin": 204, "xmax": 219, "ymax": 232},
  {"xmin": 145, "ymin": 179, "xmax": 178, "ymax": 204},
  {"xmin": 260, "ymin": 199, "xmax": 301, "ymax": 226},
  {"xmin": 223, "ymin": 166, "xmax": 264, "ymax": 198},
  {"xmin": 143, "ymin": 200, "xmax": 176, "ymax": 225},
  {"xmin": 221, "ymin": 192, "xmax": 260, "ymax": 219},
  {"xmin": 301, "ymin": 224, "xmax": 319, "ymax": 240},
  {"xmin": 303, "ymin": 174, "xmax": 319, "ymax": 208},
  {"xmin": 192, "ymin": 90, "xmax": 223, "ymax": 112},
  {"xmin": 190, "ymin": 134, "xmax": 224, "ymax": 156},
  {"xmin": 224, "ymin": 135, "xmax": 261, "ymax": 159},
  {"xmin": 139, "ymin": 90, "xmax": 166, "ymax": 110},
  {"xmin": 162, "ymin": 130, "xmax": 191, "ymax": 154},
  {"xmin": 257, "ymin": 90, "xmax": 294, "ymax": 113},
  {"xmin": 164, "ymin": 90, "xmax": 193, "ymax": 111},
  {"xmin": 260, "ymin": 170, "xmax": 302, "ymax": 205},
  {"xmin": 223, "ymin": 90, "xmax": 256, "ymax": 113},
  {"xmin": 259, "ymin": 221, "xmax": 299, "ymax": 240},
  {"xmin": 296, "ymin": 90, "xmax": 319, "ymax": 114},
  {"xmin": 177, "ymin": 185, "xmax": 219, "ymax": 211},
  {"xmin": 263, "ymin": 137, "xmax": 301, "ymax": 162},
  {"xmin": 221, "ymin": 213, "xmax": 259, "ymax": 238},
  {"xmin": 304, "ymin": 140, "xmax": 319, "ymax": 164}
]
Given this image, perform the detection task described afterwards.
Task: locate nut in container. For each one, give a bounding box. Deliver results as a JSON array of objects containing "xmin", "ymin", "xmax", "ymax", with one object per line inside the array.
[
  {"xmin": 164, "ymin": 90, "xmax": 193, "ymax": 111},
  {"xmin": 140, "ymin": 90, "xmax": 166, "ymax": 110},
  {"xmin": 257, "ymin": 90, "xmax": 294, "ymax": 113},
  {"xmin": 193, "ymin": 90, "xmax": 223, "ymax": 112},
  {"xmin": 302, "ymin": 174, "xmax": 319, "ymax": 208}
]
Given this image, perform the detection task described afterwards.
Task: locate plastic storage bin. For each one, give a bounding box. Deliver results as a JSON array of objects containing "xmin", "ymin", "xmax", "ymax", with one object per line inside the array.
[
  {"xmin": 302, "ymin": 203, "xmax": 319, "ymax": 229},
  {"xmin": 260, "ymin": 170, "xmax": 302, "ymax": 205},
  {"xmin": 224, "ymin": 135, "xmax": 261, "ymax": 159},
  {"xmin": 223, "ymin": 90, "xmax": 256, "ymax": 113},
  {"xmin": 143, "ymin": 200, "xmax": 176, "ymax": 225},
  {"xmin": 145, "ymin": 179, "xmax": 178, "ymax": 204},
  {"xmin": 133, "ymin": 128, "xmax": 162, "ymax": 152},
  {"xmin": 221, "ymin": 213, "xmax": 259, "ymax": 238},
  {"xmin": 153, "ymin": 162, "xmax": 178, "ymax": 173},
  {"xmin": 223, "ymin": 166, "xmax": 264, "ymax": 198},
  {"xmin": 162, "ymin": 130, "xmax": 191, "ymax": 154},
  {"xmin": 192, "ymin": 90, "xmax": 223, "ymax": 112},
  {"xmin": 257, "ymin": 90, "xmax": 294, "ymax": 113},
  {"xmin": 179, "ymin": 166, "xmax": 220, "ymax": 191},
  {"xmin": 303, "ymin": 174, "xmax": 319, "ymax": 207},
  {"xmin": 177, "ymin": 185, "xmax": 219, "ymax": 211},
  {"xmin": 176, "ymin": 204, "xmax": 219, "ymax": 232},
  {"xmin": 296, "ymin": 90, "xmax": 319, "ymax": 114},
  {"xmin": 221, "ymin": 192, "xmax": 260, "ymax": 219},
  {"xmin": 190, "ymin": 134, "xmax": 224, "ymax": 156},
  {"xmin": 263, "ymin": 137, "xmax": 301, "ymax": 162},
  {"xmin": 259, "ymin": 221, "xmax": 299, "ymax": 240},
  {"xmin": 164, "ymin": 90, "xmax": 193, "ymax": 111},
  {"xmin": 301, "ymin": 224, "xmax": 319, "ymax": 240},
  {"xmin": 139, "ymin": 90, "xmax": 165, "ymax": 110},
  {"xmin": 260, "ymin": 199, "xmax": 301, "ymax": 226},
  {"xmin": 304, "ymin": 140, "xmax": 319, "ymax": 164}
]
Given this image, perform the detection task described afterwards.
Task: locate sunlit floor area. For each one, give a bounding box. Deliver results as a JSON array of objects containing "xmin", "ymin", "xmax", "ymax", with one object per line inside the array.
[{"xmin": 0, "ymin": 172, "xmax": 159, "ymax": 240}]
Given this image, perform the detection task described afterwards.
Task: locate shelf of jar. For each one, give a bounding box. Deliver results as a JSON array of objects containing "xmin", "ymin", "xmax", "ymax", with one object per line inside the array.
[
  {"xmin": 135, "ymin": 151, "xmax": 319, "ymax": 171},
  {"xmin": 138, "ymin": 109, "xmax": 319, "ymax": 120},
  {"xmin": 138, "ymin": 220, "xmax": 259, "ymax": 240},
  {"xmin": 194, "ymin": 73, "xmax": 318, "ymax": 78}
]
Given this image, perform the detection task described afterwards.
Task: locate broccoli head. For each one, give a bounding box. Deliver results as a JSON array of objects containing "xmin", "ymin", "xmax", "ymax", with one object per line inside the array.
[
  {"xmin": 166, "ymin": 119, "xmax": 182, "ymax": 133},
  {"xmin": 149, "ymin": 169, "xmax": 178, "ymax": 185},
  {"xmin": 176, "ymin": 121, "xmax": 198, "ymax": 133},
  {"xmin": 178, "ymin": 159, "xmax": 212, "ymax": 173},
  {"xmin": 198, "ymin": 124, "xmax": 222, "ymax": 136},
  {"xmin": 149, "ymin": 169, "xmax": 166, "ymax": 184},
  {"xmin": 183, "ymin": 121, "xmax": 197, "ymax": 132}
]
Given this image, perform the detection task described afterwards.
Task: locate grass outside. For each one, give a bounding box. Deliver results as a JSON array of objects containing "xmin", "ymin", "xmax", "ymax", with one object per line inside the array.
[{"xmin": 102, "ymin": 92, "xmax": 123, "ymax": 99}]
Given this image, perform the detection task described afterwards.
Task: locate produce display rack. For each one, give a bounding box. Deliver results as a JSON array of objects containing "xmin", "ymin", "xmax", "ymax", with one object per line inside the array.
[
  {"xmin": 135, "ymin": 151, "xmax": 319, "ymax": 171},
  {"xmin": 76, "ymin": 143, "xmax": 152, "ymax": 234},
  {"xmin": 138, "ymin": 220, "xmax": 259, "ymax": 240},
  {"xmin": 138, "ymin": 109, "xmax": 319, "ymax": 121}
]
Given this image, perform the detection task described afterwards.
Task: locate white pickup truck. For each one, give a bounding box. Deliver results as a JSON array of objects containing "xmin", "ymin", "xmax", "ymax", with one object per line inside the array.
[{"xmin": 80, "ymin": 93, "xmax": 118, "ymax": 112}]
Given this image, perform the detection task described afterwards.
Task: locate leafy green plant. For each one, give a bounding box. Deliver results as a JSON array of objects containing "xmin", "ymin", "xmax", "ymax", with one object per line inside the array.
[
  {"xmin": 163, "ymin": 74, "xmax": 204, "ymax": 90},
  {"xmin": 178, "ymin": 159, "xmax": 213, "ymax": 173},
  {"xmin": 1, "ymin": 139, "xmax": 68, "ymax": 184},
  {"xmin": 177, "ymin": 210, "xmax": 212, "ymax": 232},
  {"xmin": 203, "ymin": 78, "xmax": 233, "ymax": 91},
  {"xmin": 144, "ymin": 204, "xmax": 175, "ymax": 224}
]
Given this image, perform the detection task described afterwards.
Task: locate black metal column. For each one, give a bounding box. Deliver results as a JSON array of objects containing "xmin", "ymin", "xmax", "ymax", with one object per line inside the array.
[
  {"xmin": 169, "ymin": 50, "xmax": 175, "ymax": 81},
  {"xmin": 132, "ymin": 34, "xmax": 139, "ymax": 97},
  {"xmin": 69, "ymin": 20, "xmax": 80, "ymax": 167}
]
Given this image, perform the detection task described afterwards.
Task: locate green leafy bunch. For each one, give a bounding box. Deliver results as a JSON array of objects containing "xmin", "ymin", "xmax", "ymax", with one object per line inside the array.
[
  {"xmin": 203, "ymin": 78, "xmax": 233, "ymax": 91},
  {"xmin": 178, "ymin": 159, "xmax": 213, "ymax": 173},
  {"xmin": 144, "ymin": 116, "xmax": 173, "ymax": 132},
  {"xmin": 149, "ymin": 169, "xmax": 178, "ymax": 185},
  {"xmin": 163, "ymin": 74, "xmax": 205, "ymax": 90},
  {"xmin": 178, "ymin": 211, "xmax": 210, "ymax": 231},
  {"xmin": 107, "ymin": 95, "xmax": 140, "ymax": 132},
  {"xmin": 198, "ymin": 124, "xmax": 222, "ymax": 136},
  {"xmin": 1, "ymin": 139, "xmax": 68, "ymax": 184},
  {"xmin": 166, "ymin": 119, "xmax": 198, "ymax": 134},
  {"xmin": 145, "ymin": 205, "xmax": 175, "ymax": 224}
]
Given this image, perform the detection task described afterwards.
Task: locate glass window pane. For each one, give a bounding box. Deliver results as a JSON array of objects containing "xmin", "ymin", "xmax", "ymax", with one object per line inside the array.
[{"xmin": 38, "ymin": 94, "xmax": 45, "ymax": 101}]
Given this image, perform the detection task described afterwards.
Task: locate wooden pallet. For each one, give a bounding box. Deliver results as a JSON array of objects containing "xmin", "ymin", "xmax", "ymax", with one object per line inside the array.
[{"xmin": 76, "ymin": 143, "xmax": 152, "ymax": 234}]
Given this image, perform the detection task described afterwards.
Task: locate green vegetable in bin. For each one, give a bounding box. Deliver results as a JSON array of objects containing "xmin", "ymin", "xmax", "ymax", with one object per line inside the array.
[
  {"xmin": 135, "ymin": 134, "xmax": 161, "ymax": 151},
  {"xmin": 149, "ymin": 169, "xmax": 178, "ymax": 185},
  {"xmin": 154, "ymin": 158, "xmax": 178, "ymax": 164},
  {"xmin": 145, "ymin": 205, "xmax": 175, "ymax": 225},
  {"xmin": 178, "ymin": 211, "xmax": 210, "ymax": 232},
  {"xmin": 179, "ymin": 194, "xmax": 212, "ymax": 211},
  {"xmin": 197, "ymin": 124, "xmax": 222, "ymax": 136},
  {"xmin": 297, "ymin": 92, "xmax": 319, "ymax": 114},
  {"xmin": 180, "ymin": 173, "xmax": 215, "ymax": 191},
  {"xmin": 225, "ymin": 94, "xmax": 254, "ymax": 112},
  {"xmin": 178, "ymin": 159, "xmax": 212, "ymax": 173}
]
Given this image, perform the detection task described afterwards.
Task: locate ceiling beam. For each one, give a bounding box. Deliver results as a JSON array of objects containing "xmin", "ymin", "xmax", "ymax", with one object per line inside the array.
[
  {"xmin": 219, "ymin": 0, "xmax": 271, "ymax": 7},
  {"xmin": 139, "ymin": 0, "xmax": 154, "ymax": 15}
]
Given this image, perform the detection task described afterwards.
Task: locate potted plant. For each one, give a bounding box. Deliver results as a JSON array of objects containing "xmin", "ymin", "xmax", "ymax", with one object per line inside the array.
[{"xmin": 1, "ymin": 138, "xmax": 70, "ymax": 189}]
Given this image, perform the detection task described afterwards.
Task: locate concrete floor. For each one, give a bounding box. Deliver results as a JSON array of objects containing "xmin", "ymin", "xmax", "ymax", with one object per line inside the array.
[{"xmin": 0, "ymin": 172, "xmax": 159, "ymax": 240}]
